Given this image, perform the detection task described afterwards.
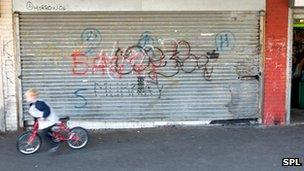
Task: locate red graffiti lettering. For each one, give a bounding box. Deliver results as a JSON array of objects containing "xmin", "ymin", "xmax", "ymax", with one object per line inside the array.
[
  {"xmin": 72, "ymin": 50, "xmax": 88, "ymax": 76},
  {"xmin": 92, "ymin": 54, "xmax": 107, "ymax": 76}
]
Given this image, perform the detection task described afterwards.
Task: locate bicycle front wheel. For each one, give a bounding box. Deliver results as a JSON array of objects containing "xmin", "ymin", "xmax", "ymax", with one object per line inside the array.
[
  {"xmin": 16, "ymin": 131, "xmax": 41, "ymax": 155},
  {"xmin": 67, "ymin": 127, "xmax": 89, "ymax": 149}
]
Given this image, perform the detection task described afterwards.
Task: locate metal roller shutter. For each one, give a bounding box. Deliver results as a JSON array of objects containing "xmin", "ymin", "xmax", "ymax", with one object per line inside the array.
[{"xmin": 19, "ymin": 11, "xmax": 261, "ymax": 122}]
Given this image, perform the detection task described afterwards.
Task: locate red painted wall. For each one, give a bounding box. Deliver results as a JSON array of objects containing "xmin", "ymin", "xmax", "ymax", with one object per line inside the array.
[{"xmin": 264, "ymin": 0, "xmax": 289, "ymax": 125}]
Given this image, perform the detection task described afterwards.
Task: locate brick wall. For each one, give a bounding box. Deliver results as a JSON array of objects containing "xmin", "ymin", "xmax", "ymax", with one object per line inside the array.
[
  {"xmin": 0, "ymin": 0, "xmax": 18, "ymax": 131},
  {"xmin": 264, "ymin": 0, "xmax": 289, "ymax": 125}
]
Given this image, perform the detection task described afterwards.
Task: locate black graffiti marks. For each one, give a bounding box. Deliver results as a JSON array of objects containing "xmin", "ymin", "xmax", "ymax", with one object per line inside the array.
[
  {"xmin": 71, "ymin": 32, "xmax": 224, "ymax": 108},
  {"xmin": 26, "ymin": 1, "xmax": 66, "ymax": 11},
  {"xmin": 145, "ymin": 78, "xmax": 163, "ymax": 99},
  {"xmin": 137, "ymin": 76, "xmax": 145, "ymax": 94},
  {"xmin": 74, "ymin": 80, "xmax": 163, "ymax": 108},
  {"xmin": 113, "ymin": 40, "xmax": 219, "ymax": 81},
  {"xmin": 94, "ymin": 82, "xmax": 127, "ymax": 97},
  {"xmin": 93, "ymin": 80, "xmax": 163, "ymax": 98},
  {"xmin": 2, "ymin": 40, "xmax": 15, "ymax": 97},
  {"xmin": 137, "ymin": 31, "xmax": 159, "ymax": 52},
  {"xmin": 207, "ymin": 50, "xmax": 220, "ymax": 59}
]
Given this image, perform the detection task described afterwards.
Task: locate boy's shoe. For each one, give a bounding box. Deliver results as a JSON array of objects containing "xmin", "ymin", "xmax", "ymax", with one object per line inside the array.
[{"xmin": 47, "ymin": 145, "xmax": 59, "ymax": 153}]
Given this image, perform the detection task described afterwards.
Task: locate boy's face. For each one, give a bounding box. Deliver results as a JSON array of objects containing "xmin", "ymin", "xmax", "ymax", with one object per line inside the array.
[{"xmin": 25, "ymin": 94, "xmax": 37, "ymax": 103}]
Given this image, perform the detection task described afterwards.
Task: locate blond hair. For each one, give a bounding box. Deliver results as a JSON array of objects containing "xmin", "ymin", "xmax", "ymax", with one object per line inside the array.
[{"xmin": 25, "ymin": 88, "xmax": 39, "ymax": 98}]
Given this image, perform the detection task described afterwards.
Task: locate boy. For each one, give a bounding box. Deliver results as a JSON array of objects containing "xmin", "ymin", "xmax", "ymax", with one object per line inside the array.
[{"xmin": 24, "ymin": 88, "xmax": 60, "ymax": 153}]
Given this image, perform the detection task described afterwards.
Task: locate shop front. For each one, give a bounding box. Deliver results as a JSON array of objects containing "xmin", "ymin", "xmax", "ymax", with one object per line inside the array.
[
  {"xmin": 13, "ymin": 0, "xmax": 265, "ymax": 128},
  {"xmin": 288, "ymin": 0, "xmax": 304, "ymax": 123}
]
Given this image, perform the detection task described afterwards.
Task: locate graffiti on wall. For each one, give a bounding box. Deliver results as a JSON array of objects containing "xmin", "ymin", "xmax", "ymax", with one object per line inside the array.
[
  {"xmin": 2, "ymin": 40, "xmax": 15, "ymax": 98},
  {"xmin": 93, "ymin": 77, "xmax": 164, "ymax": 98},
  {"xmin": 71, "ymin": 39, "xmax": 219, "ymax": 81},
  {"xmin": 26, "ymin": 1, "xmax": 66, "ymax": 11},
  {"xmin": 74, "ymin": 88, "xmax": 88, "ymax": 108},
  {"xmin": 1, "ymin": 39, "xmax": 17, "ymax": 126},
  {"xmin": 81, "ymin": 28, "xmax": 102, "ymax": 56},
  {"xmin": 70, "ymin": 29, "xmax": 223, "ymax": 108},
  {"xmin": 215, "ymin": 31, "xmax": 235, "ymax": 52}
]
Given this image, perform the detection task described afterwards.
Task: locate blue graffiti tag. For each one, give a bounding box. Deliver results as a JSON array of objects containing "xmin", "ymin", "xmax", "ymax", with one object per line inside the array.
[
  {"xmin": 74, "ymin": 88, "xmax": 88, "ymax": 108},
  {"xmin": 137, "ymin": 31, "xmax": 159, "ymax": 52},
  {"xmin": 138, "ymin": 31, "xmax": 154, "ymax": 47},
  {"xmin": 81, "ymin": 28, "xmax": 102, "ymax": 56},
  {"xmin": 215, "ymin": 31, "xmax": 235, "ymax": 52}
]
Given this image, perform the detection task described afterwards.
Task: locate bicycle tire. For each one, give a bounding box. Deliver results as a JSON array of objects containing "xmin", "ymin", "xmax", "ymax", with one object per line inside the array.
[
  {"xmin": 67, "ymin": 127, "xmax": 89, "ymax": 149},
  {"xmin": 16, "ymin": 131, "xmax": 42, "ymax": 155}
]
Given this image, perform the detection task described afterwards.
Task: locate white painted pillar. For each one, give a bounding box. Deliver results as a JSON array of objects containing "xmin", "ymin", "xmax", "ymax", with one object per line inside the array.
[{"xmin": 1, "ymin": 0, "xmax": 19, "ymax": 131}]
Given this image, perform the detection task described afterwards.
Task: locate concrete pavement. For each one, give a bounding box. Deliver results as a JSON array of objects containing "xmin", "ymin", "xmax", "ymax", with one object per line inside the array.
[{"xmin": 1, "ymin": 124, "xmax": 304, "ymax": 171}]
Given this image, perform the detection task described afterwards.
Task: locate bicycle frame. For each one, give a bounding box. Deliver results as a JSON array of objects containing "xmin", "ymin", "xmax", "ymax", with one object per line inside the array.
[
  {"xmin": 27, "ymin": 120, "xmax": 39, "ymax": 145},
  {"xmin": 27, "ymin": 119, "xmax": 79, "ymax": 144},
  {"xmin": 51, "ymin": 121, "xmax": 76, "ymax": 141}
]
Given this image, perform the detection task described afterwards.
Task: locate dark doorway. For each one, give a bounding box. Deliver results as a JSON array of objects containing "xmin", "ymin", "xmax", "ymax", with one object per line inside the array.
[{"xmin": 291, "ymin": 26, "xmax": 304, "ymax": 123}]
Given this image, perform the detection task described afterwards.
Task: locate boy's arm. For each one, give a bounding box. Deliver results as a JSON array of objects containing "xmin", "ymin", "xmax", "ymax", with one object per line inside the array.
[{"xmin": 35, "ymin": 101, "xmax": 51, "ymax": 118}]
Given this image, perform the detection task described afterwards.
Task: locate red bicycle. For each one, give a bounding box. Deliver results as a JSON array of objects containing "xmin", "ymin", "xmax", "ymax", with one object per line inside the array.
[{"xmin": 16, "ymin": 116, "xmax": 89, "ymax": 155}]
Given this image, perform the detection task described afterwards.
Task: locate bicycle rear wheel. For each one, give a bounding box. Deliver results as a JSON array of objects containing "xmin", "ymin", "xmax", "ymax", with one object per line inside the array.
[
  {"xmin": 67, "ymin": 127, "xmax": 89, "ymax": 149},
  {"xmin": 16, "ymin": 131, "xmax": 41, "ymax": 155}
]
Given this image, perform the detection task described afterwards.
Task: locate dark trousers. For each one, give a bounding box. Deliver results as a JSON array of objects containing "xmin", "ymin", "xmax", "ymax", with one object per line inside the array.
[{"xmin": 40, "ymin": 125, "xmax": 59, "ymax": 149}]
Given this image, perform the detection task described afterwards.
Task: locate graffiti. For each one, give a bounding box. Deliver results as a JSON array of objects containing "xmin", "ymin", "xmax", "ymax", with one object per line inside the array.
[
  {"xmin": 81, "ymin": 28, "xmax": 102, "ymax": 56},
  {"xmin": 93, "ymin": 81, "xmax": 160, "ymax": 98},
  {"xmin": 72, "ymin": 40, "xmax": 219, "ymax": 81},
  {"xmin": 73, "ymin": 78, "xmax": 164, "ymax": 108},
  {"xmin": 26, "ymin": 1, "xmax": 66, "ymax": 11},
  {"xmin": 72, "ymin": 50, "xmax": 89, "ymax": 76},
  {"xmin": 236, "ymin": 56, "xmax": 260, "ymax": 80},
  {"xmin": 215, "ymin": 31, "xmax": 235, "ymax": 51},
  {"xmin": 207, "ymin": 50, "xmax": 220, "ymax": 59},
  {"xmin": 74, "ymin": 88, "xmax": 88, "ymax": 108},
  {"xmin": 94, "ymin": 82, "xmax": 123, "ymax": 97},
  {"xmin": 146, "ymin": 78, "xmax": 163, "ymax": 99},
  {"xmin": 116, "ymin": 40, "xmax": 218, "ymax": 81},
  {"xmin": 137, "ymin": 76, "xmax": 145, "ymax": 94},
  {"xmin": 70, "ymin": 31, "xmax": 229, "ymax": 108},
  {"xmin": 1, "ymin": 39, "xmax": 17, "ymax": 121},
  {"xmin": 2, "ymin": 40, "xmax": 15, "ymax": 97},
  {"xmin": 137, "ymin": 31, "xmax": 159, "ymax": 52}
]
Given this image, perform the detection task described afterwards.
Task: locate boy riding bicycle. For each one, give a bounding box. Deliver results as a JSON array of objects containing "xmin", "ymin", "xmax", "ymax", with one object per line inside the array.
[{"xmin": 24, "ymin": 88, "xmax": 60, "ymax": 153}]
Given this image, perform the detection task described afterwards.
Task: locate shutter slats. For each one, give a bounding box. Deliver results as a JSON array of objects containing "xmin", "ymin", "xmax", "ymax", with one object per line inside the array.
[{"xmin": 20, "ymin": 11, "xmax": 261, "ymax": 121}]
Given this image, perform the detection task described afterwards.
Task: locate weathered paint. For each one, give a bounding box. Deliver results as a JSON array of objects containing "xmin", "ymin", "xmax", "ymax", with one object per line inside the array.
[
  {"xmin": 0, "ymin": 0, "xmax": 19, "ymax": 131},
  {"xmin": 264, "ymin": 0, "xmax": 289, "ymax": 125}
]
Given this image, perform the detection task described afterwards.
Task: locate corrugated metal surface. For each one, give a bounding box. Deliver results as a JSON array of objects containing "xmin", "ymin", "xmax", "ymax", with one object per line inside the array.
[{"xmin": 19, "ymin": 12, "xmax": 261, "ymax": 122}]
